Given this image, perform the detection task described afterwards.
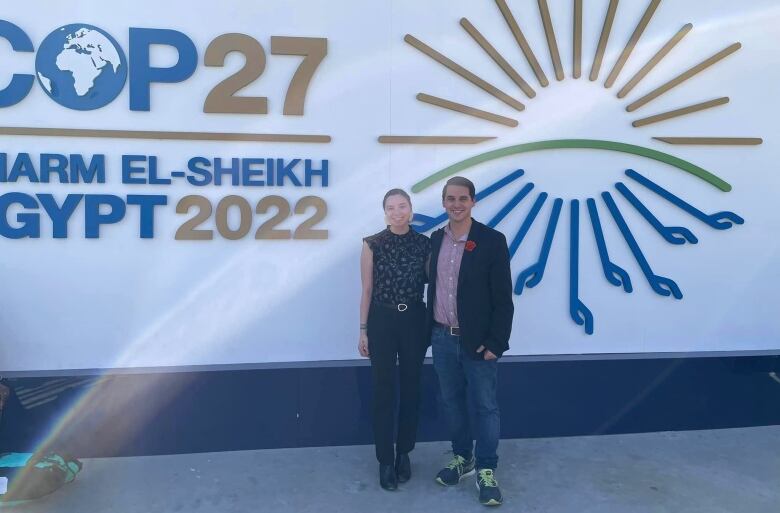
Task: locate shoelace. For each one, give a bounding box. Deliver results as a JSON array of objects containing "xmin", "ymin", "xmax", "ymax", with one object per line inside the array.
[
  {"xmin": 478, "ymin": 469, "xmax": 498, "ymax": 487},
  {"xmin": 446, "ymin": 455, "xmax": 467, "ymax": 472}
]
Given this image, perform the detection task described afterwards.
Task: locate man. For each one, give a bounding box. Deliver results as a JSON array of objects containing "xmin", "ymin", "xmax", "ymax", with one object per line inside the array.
[{"xmin": 427, "ymin": 176, "xmax": 514, "ymax": 506}]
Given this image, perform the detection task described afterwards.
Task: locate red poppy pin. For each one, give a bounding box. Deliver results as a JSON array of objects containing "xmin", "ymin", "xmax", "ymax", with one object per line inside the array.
[{"xmin": 465, "ymin": 240, "xmax": 477, "ymax": 252}]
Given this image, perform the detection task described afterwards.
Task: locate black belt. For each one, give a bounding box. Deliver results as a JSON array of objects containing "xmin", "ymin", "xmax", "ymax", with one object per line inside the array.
[
  {"xmin": 374, "ymin": 301, "xmax": 422, "ymax": 312},
  {"xmin": 434, "ymin": 321, "xmax": 460, "ymax": 336}
]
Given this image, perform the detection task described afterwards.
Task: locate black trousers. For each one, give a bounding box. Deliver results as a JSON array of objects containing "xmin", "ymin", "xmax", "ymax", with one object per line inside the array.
[{"xmin": 367, "ymin": 302, "xmax": 427, "ymax": 465}]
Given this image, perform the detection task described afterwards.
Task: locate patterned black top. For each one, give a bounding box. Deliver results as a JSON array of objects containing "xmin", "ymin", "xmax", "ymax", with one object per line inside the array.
[{"xmin": 364, "ymin": 228, "xmax": 430, "ymax": 305}]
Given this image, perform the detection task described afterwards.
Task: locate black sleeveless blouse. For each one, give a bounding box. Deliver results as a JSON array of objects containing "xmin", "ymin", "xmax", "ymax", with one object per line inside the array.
[{"xmin": 364, "ymin": 228, "xmax": 430, "ymax": 305}]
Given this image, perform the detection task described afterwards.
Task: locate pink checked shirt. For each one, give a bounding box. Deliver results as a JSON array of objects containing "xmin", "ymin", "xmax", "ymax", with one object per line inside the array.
[{"xmin": 433, "ymin": 224, "xmax": 467, "ymax": 327}]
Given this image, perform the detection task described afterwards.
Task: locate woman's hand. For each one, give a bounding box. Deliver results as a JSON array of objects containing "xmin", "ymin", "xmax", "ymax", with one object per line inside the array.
[{"xmin": 358, "ymin": 332, "xmax": 370, "ymax": 357}]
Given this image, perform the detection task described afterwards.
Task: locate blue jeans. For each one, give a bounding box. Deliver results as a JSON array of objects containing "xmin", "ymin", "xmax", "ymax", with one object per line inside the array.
[{"xmin": 431, "ymin": 326, "xmax": 500, "ymax": 470}]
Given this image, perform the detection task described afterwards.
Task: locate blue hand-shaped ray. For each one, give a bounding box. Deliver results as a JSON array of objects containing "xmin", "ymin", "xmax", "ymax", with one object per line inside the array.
[
  {"xmin": 625, "ymin": 169, "xmax": 744, "ymax": 230},
  {"xmin": 515, "ymin": 198, "xmax": 563, "ymax": 295},
  {"xmin": 587, "ymin": 198, "xmax": 632, "ymax": 293},
  {"xmin": 615, "ymin": 182, "xmax": 698, "ymax": 245},
  {"xmin": 488, "ymin": 182, "xmax": 535, "ymax": 228},
  {"xmin": 602, "ymin": 191, "xmax": 683, "ymax": 299},
  {"xmin": 412, "ymin": 169, "xmax": 525, "ymax": 232},
  {"xmin": 569, "ymin": 200, "xmax": 594, "ymax": 335},
  {"xmin": 508, "ymin": 192, "xmax": 547, "ymax": 258}
]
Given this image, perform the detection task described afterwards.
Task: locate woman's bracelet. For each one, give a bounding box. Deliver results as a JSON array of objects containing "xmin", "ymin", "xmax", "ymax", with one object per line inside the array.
[{"xmin": 360, "ymin": 323, "xmax": 367, "ymax": 330}]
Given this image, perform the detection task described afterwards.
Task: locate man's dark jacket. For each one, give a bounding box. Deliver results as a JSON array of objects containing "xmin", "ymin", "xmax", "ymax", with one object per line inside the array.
[{"xmin": 426, "ymin": 219, "xmax": 514, "ymax": 358}]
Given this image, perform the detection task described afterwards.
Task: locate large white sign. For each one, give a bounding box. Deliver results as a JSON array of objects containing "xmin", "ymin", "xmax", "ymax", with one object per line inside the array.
[{"xmin": 0, "ymin": 0, "xmax": 778, "ymax": 371}]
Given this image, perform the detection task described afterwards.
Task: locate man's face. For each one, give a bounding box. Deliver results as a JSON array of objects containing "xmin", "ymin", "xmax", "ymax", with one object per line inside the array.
[{"xmin": 443, "ymin": 184, "xmax": 476, "ymax": 223}]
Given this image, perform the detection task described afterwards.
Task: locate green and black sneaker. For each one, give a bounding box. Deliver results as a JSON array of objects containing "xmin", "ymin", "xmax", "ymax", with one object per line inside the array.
[
  {"xmin": 435, "ymin": 454, "xmax": 475, "ymax": 486},
  {"xmin": 476, "ymin": 468, "xmax": 503, "ymax": 506}
]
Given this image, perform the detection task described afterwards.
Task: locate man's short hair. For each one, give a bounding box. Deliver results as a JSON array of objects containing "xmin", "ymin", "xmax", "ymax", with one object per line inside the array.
[{"xmin": 442, "ymin": 176, "xmax": 476, "ymax": 201}]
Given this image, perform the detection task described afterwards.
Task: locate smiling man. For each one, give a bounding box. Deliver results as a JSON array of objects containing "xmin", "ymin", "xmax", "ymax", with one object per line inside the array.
[{"xmin": 427, "ymin": 176, "xmax": 514, "ymax": 506}]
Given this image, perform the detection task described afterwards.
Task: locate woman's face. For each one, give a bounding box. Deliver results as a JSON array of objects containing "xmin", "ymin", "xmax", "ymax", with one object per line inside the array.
[{"xmin": 384, "ymin": 194, "xmax": 412, "ymax": 228}]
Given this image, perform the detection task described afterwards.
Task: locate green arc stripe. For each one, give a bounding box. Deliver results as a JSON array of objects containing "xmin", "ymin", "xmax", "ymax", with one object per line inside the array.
[{"xmin": 410, "ymin": 139, "xmax": 731, "ymax": 193}]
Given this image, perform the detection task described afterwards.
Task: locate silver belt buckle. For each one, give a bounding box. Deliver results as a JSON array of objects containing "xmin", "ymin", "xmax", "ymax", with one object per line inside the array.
[
  {"xmin": 397, "ymin": 303, "xmax": 408, "ymax": 312},
  {"xmin": 449, "ymin": 326, "xmax": 460, "ymax": 336}
]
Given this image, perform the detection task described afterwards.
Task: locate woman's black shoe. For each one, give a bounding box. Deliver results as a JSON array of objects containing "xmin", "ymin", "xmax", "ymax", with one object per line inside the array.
[
  {"xmin": 395, "ymin": 453, "xmax": 411, "ymax": 483},
  {"xmin": 379, "ymin": 463, "xmax": 398, "ymax": 490}
]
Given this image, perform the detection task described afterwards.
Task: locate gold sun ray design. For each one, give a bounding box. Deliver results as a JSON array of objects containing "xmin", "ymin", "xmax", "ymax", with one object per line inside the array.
[{"xmin": 379, "ymin": 0, "xmax": 763, "ymax": 146}]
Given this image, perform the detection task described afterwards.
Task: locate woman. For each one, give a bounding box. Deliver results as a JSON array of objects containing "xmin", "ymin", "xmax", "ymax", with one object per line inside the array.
[{"xmin": 359, "ymin": 189, "xmax": 430, "ymax": 491}]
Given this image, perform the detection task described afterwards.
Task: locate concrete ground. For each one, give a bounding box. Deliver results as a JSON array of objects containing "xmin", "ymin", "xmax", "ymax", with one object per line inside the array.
[{"xmin": 10, "ymin": 426, "xmax": 780, "ymax": 513}]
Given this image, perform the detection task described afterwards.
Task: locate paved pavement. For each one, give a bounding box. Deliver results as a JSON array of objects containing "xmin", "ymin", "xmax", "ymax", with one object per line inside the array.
[{"xmin": 10, "ymin": 426, "xmax": 780, "ymax": 512}]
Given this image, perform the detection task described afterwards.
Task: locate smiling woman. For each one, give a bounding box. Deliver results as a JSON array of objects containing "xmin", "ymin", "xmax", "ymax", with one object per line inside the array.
[{"xmin": 359, "ymin": 188, "xmax": 431, "ymax": 490}]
